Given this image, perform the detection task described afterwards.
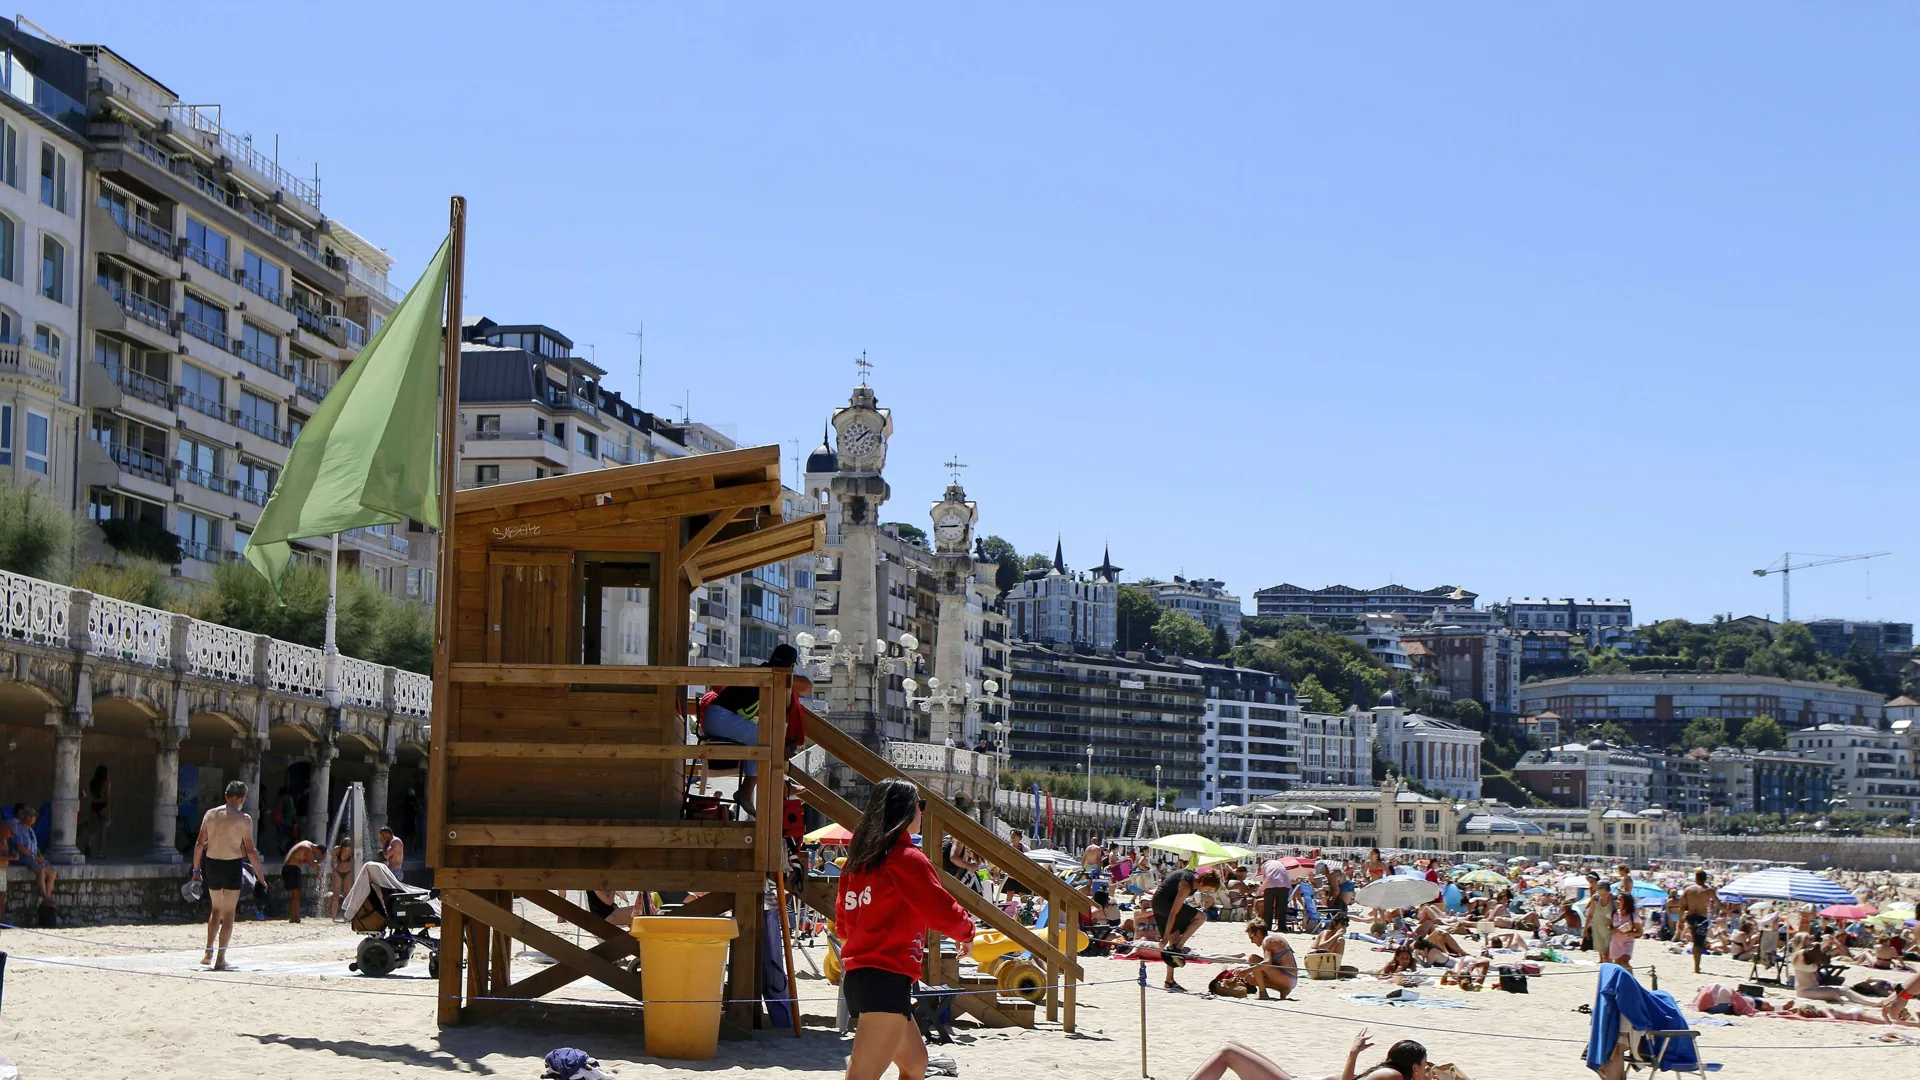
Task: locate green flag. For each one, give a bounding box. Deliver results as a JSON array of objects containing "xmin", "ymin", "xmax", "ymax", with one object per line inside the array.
[{"xmin": 244, "ymin": 234, "xmax": 453, "ymax": 592}]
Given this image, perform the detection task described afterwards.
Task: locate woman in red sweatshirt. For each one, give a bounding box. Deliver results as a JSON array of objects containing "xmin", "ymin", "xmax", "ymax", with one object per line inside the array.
[{"xmin": 836, "ymin": 778, "xmax": 974, "ymax": 1080}]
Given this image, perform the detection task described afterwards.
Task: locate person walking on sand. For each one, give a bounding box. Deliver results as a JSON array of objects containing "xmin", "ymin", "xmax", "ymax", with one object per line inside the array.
[
  {"xmin": 1680, "ymin": 869, "xmax": 1715, "ymax": 974},
  {"xmin": 281, "ymin": 839, "xmax": 322, "ymax": 923},
  {"xmin": 836, "ymin": 779, "xmax": 974, "ymax": 1080},
  {"xmin": 192, "ymin": 781, "xmax": 267, "ymax": 970}
]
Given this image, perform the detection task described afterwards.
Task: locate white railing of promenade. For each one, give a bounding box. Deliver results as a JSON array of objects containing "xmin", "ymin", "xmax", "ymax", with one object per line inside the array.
[{"xmin": 0, "ymin": 566, "xmax": 431, "ymax": 719}]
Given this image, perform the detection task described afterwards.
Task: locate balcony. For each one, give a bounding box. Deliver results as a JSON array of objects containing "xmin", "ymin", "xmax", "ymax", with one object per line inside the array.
[
  {"xmin": 235, "ymin": 483, "xmax": 269, "ymax": 507},
  {"xmin": 187, "ymin": 169, "xmax": 239, "ymax": 213},
  {"xmin": 327, "ymin": 314, "xmax": 367, "ymax": 350},
  {"xmin": 295, "ymin": 373, "xmax": 332, "ymax": 401},
  {"xmin": 235, "ymin": 342, "xmax": 286, "ymax": 379},
  {"xmin": 176, "ymin": 389, "xmax": 227, "ymax": 422},
  {"xmin": 183, "ymin": 241, "xmax": 230, "ymax": 278},
  {"xmin": 100, "ymin": 280, "xmax": 172, "ymax": 332},
  {"xmin": 181, "ymin": 541, "xmax": 239, "ymax": 565},
  {"xmin": 0, "ymin": 343, "xmax": 65, "ymax": 391},
  {"xmin": 177, "ymin": 466, "xmax": 226, "ymax": 493},
  {"xmin": 182, "ymin": 316, "xmax": 229, "ymax": 351},
  {"xmin": 0, "ymin": 57, "xmax": 86, "ymax": 133},
  {"xmin": 110, "ymin": 444, "xmax": 170, "ymax": 483},
  {"xmin": 298, "ymin": 238, "xmax": 323, "ymax": 264},
  {"xmin": 231, "ymin": 413, "xmax": 281, "ymax": 443},
  {"xmin": 97, "ymin": 197, "xmax": 176, "ymax": 257},
  {"xmin": 104, "ymin": 363, "xmax": 170, "ymax": 406},
  {"xmin": 240, "ymin": 273, "xmax": 285, "ymax": 309},
  {"xmin": 292, "ymin": 303, "xmax": 328, "ymax": 336}
]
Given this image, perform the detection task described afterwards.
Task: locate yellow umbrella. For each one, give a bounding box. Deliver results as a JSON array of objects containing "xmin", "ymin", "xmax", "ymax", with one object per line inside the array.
[
  {"xmin": 1458, "ymin": 869, "xmax": 1512, "ymax": 888},
  {"xmin": 1148, "ymin": 833, "xmax": 1233, "ymax": 866},
  {"xmin": 804, "ymin": 823, "xmax": 854, "ymax": 845}
]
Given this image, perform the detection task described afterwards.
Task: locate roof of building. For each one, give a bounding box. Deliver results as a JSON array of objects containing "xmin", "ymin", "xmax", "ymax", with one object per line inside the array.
[
  {"xmin": 1886, "ymin": 696, "xmax": 1920, "ymax": 708},
  {"xmin": 1459, "ymin": 814, "xmax": 1547, "ymax": 836},
  {"xmin": 805, "ymin": 421, "xmax": 838, "ymax": 474},
  {"xmin": 1402, "ymin": 712, "xmax": 1472, "ymax": 733},
  {"xmin": 1517, "ymin": 672, "xmax": 1886, "ymax": 698},
  {"xmin": 1255, "ymin": 583, "xmax": 1478, "ymax": 601}
]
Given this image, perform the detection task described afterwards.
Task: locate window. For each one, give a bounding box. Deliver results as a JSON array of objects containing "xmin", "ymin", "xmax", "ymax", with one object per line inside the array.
[
  {"xmin": 39, "ymin": 145, "xmax": 69, "ymax": 213},
  {"xmin": 182, "ymin": 293, "xmax": 226, "ymax": 344},
  {"xmin": 24, "ymin": 410, "xmax": 48, "ymax": 474},
  {"xmin": 178, "ymin": 510, "xmax": 216, "ymax": 560},
  {"xmin": 1356, "ymin": 808, "xmax": 1376, "ymax": 825},
  {"xmin": 475, "ymin": 464, "xmax": 500, "ymax": 484},
  {"xmin": 235, "ymin": 459, "xmax": 274, "ymax": 503},
  {"xmin": 176, "ymin": 436, "xmax": 220, "ymax": 486},
  {"xmin": 235, "ymin": 389, "xmax": 277, "ymax": 439},
  {"xmin": 178, "ymin": 363, "xmax": 223, "ymax": 412},
  {"xmin": 576, "ymin": 429, "xmax": 597, "ymax": 456},
  {"xmin": 1400, "ymin": 808, "xmax": 1416, "ymax": 826},
  {"xmin": 32, "ymin": 324, "xmax": 60, "ymax": 359},
  {"xmin": 242, "ymin": 251, "xmax": 282, "ymax": 304},
  {"xmin": 0, "ymin": 120, "xmax": 14, "ymax": 188},
  {"xmin": 39, "ymin": 235, "xmax": 65, "ymax": 303},
  {"xmin": 476, "ymin": 414, "xmax": 499, "ymax": 435},
  {"xmin": 0, "ymin": 403, "xmax": 11, "ymax": 466},
  {"xmin": 1424, "ymin": 809, "xmax": 1441, "ymax": 826},
  {"xmin": 240, "ymin": 323, "xmax": 281, "ymax": 371},
  {"xmin": 0, "ymin": 213, "xmax": 12, "ymax": 282},
  {"xmin": 231, "ymin": 526, "xmax": 251, "ymax": 555},
  {"xmin": 182, "ymin": 217, "xmax": 228, "ymax": 274}
]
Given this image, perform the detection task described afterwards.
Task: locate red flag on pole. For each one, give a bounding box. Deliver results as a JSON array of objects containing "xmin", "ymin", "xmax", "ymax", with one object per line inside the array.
[{"xmin": 1045, "ymin": 792, "xmax": 1055, "ymax": 840}]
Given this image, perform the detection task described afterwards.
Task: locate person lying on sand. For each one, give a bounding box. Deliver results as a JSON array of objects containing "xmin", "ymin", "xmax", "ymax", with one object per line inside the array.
[{"xmin": 1183, "ymin": 1030, "xmax": 1429, "ymax": 1080}]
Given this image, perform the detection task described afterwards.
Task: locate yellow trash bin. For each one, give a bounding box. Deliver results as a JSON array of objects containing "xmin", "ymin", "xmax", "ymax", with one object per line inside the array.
[{"xmin": 631, "ymin": 916, "xmax": 740, "ymax": 1060}]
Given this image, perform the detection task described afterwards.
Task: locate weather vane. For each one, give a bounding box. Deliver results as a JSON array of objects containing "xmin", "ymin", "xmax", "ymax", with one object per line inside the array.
[
  {"xmin": 855, "ymin": 351, "xmax": 872, "ymax": 386},
  {"xmin": 943, "ymin": 456, "xmax": 967, "ymax": 484}
]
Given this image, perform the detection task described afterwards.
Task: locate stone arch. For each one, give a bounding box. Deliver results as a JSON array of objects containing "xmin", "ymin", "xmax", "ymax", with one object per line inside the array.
[{"xmin": 0, "ymin": 651, "xmax": 72, "ymax": 710}]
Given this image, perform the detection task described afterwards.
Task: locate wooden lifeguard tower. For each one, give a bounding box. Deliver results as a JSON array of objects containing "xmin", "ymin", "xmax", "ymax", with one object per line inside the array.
[{"xmin": 426, "ymin": 443, "xmax": 1089, "ymax": 1031}]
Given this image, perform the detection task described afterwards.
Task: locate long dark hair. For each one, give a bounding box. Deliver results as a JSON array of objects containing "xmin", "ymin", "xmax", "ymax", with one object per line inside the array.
[
  {"xmin": 1373, "ymin": 1039, "xmax": 1426, "ymax": 1077},
  {"xmin": 845, "ymin": 778, "xmax": 921, "ymax": 874}
]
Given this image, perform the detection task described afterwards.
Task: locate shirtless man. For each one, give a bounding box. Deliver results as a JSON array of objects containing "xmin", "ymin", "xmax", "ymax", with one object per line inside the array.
[
  {"xmin": 1680, "ymin": 869, "xmax": 1715, "ymax": 974},
  {"xmin": 192, "ymin": 781, "xmax": 267, "ymax": 970},
  {"xmin": 378, "ymin": 826, "xmax": 405, "ymax": 882},
  {"xmin": 281, "ymin": 839, "xmax": 322, "ymax": 923}
]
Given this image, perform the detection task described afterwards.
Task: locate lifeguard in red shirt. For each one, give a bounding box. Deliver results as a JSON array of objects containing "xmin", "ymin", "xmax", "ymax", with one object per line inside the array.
[{"xmin": 835, "ymin": 779, "xmax": 974, "ymax": 1080}]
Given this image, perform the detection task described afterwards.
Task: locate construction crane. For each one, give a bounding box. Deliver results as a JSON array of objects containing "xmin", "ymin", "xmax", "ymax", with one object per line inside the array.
[{"xmin": 1751, "ymin": 551, "xmax": 1890, "ymax": 623}]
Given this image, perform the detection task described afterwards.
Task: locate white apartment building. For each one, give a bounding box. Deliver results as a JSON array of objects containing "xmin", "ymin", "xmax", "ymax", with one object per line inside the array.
[
  {"xmin": 1787, "ymin": 723, "xmax": 1920, "ymax": 817},
  {"xmin": 1189, "ymin": 661, "xmax": 1298, "ymax": 808},
  {"xmin": 0, "ymin": 28, "xmax": 84, "ymax": 506},
  {"xmin": 1371, "ymin": 695, "xmax": 1483, "ymax": 801},
  {"xmin": 1346, "ymin": 613, "xmax": 1414, "ymax": 672},
  {"xmin": 68, "ymin": 37, "xmax": 433, "ymax": 593},
  {"xmin": 1005, "ymin": 542, "xmax": 1118, "ymax": 649},
  {"xmin": 1513, "ymin": 742, "xmax": 1654, "ymax": 810},
  {"xmin": 1139, "ymin": 576, "xmax": 1242, "ymax": 640},
  {"xmin": 1298, "ymin": 709, "xmax": 1371, "ymax": 788}
]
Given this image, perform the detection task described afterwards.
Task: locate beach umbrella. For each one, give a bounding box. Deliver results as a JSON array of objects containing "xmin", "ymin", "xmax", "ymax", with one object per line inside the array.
[
  {"xmin": 1721, "ymin": 868, "xmax": 1857, "ymax": 907},
  {"xmin": 1355, "ymin": 877, "xmax": 1442, "ymax": 911},
  {"xmin": 1021, "ymin": 848, "xmax": 1082, "ymax": 871},
  {"xmin": 1520, "ymin": 886, "xmax": 1553, "ymax": 897},
  {"xmin": 1147, "ymin": 834, "xmax": 1232, "ymax": 862},
  {"xmin": 1393, "ymin": 864, "xmax": 1427, "ymax": 878},
  {"xmin": 1507, "ymin": 856, "xmax": 1530, "ymax": 865},
  {"xmin": 1716, "ymin": 890, "xmax": 1745, "ymax": 904},
  {"xmin": 804, "ymin": 823, "xmax": 854, "ymax": 845},
  {"xmin": 1818, "ymin": 903, "xmax": 1877, "ymax": 920},
  {"xmin": 1865, "ymin": 904, "xmax": 1915, "ymax": 927},
  {"xmin": 1458, "ymin": 869, "xmax": 1512, "ymax": 888},
  {"xmin": 1630, "ymin": 881, "xmax": 1668, "ymax": 903}
]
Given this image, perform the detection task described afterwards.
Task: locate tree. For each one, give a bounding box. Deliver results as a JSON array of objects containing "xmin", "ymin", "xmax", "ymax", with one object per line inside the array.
[
  {"xmin": 885, "ymin": 522, "xmax": 927, "ymax": 546},
  {"xmin": 1596, "ymin": 721, "xmax": 1634, "ymax": 747},
  {"xmin": 1209, "ymin": 622, "xmax": 1231, "ymax": 659},
  {"xmin": 1020, "ymin": 553, "xmax": 1053, "ymax": 573},
  {"xmin": 1450, "ymin": 698, "xmax": 1486, "ymax": 727},
  {"xmin": 995, "ymin": 553, "xmax": 1021, "ymax": 594},
  {"xmin": 1150, "ymin": 611, "xmax": 1212, "ymax": 658},
  {"xmin": 182, "ymin": 562, "xmax": 432, "ymax": 672},
  {"xmin": 1680, "ymin": 716, "xmax": 1728, "ymax": 750},
  {"xmin": 1740, "ymin": 714, "xmax": 1786, "ymax": 751},
  {"xmin": 1295, "ymin": 674, "xmax": 1340, "ymax": 713},
  {"xmin": 1115, "ymin": 586, "xmax": 1160, "ymax": 653},
  {"xmin": 978, "ymin": 535, "xmax": 1017, "ymax": 563}
]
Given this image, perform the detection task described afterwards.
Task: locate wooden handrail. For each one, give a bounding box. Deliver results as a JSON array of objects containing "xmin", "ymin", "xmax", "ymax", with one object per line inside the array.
[
  {"xmin": 789, "ymin": 766, "xmax": 1075, "ymax": 973},
  {"xmin": 800, "ymin": 707, "xmax": 1089, "ymax": 913},
  {"xmin": 449, "ymin": 663, "xmax": 785, "ymax": 688}
]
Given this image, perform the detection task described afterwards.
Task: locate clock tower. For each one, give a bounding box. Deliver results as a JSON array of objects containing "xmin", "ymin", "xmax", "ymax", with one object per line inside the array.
[
  {"xmin": 928, "ymin": 480, "xmax": 979, "ymax": 743},
  {"xmin": 826, "ymin": 382, "xmax": 892, "ymax": 720}
]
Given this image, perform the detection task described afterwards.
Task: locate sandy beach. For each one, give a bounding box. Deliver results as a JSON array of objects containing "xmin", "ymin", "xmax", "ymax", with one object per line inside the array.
[{"xmin": 3, "ymin": 906, "xmax": 1916, "ymax": 1080}]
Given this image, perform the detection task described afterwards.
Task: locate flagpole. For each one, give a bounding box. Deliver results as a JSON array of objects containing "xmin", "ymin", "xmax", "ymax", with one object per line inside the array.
[
  {"xmin": 427, "ymin": 196, "xmax": 465, "ymax": 877},
  {"xmin": 324, "ymin": 532, "xmax": 341, "ymax": 708}
]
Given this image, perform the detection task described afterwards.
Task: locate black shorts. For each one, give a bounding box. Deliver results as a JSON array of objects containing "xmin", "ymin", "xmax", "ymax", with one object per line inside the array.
[
  {"xmin": 1154, "ymin": 902, "xmax": 1199, "ymax": 939},
  {"xmin": 203, "ymin": 857, "xmax": 243, "ymax": 892},
  {"xmin": 1687, "ymin": 913, "xmax": 1709, "ymax": 948},
  {"xmin": 282, "ymin": 865, "xmax": 304, "ymax": 891},
  {"xmin": 842, "ymin": 967, "xmax": 914, "ymax": 1018}
]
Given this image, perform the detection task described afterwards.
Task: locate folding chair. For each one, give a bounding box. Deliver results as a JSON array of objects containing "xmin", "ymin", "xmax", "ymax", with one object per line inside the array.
[
  {"xmin": 1615, "ymin": 1016, "xmax": 1705, "ymax": 1080},
  {"xmin": 1746, "ymin": 927, "xmax": 1782, "ymax": 983}
]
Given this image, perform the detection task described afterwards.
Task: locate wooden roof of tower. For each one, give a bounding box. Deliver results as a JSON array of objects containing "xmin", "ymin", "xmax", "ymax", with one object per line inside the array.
[{"xmin": 452, "ymin": 445, "xmax": 824, "ymax": 582}]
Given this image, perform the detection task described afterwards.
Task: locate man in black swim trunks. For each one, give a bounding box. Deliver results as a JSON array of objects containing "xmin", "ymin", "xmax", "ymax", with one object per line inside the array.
[
  {"xmin": 1151, "ymin": 864, "xmax": 1207, "ymax": 991},
  {"xmin": 193, "ymin": 781, "xmax": 267, "ymax": 970},
  {"xmin": 1680, "ymin": 868, "xmax": 1715, "ymax": 974}
]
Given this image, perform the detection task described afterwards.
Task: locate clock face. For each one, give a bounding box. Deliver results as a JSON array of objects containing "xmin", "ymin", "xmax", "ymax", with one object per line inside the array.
[{"xmin": 841, "ymin": 422, "xmax": 882, "ymax": 459}]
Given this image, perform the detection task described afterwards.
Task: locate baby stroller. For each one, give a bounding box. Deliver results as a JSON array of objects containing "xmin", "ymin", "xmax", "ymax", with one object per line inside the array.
[{"xmin": 343, "ymin": 861, "xmax": 440, "ymax": 978}]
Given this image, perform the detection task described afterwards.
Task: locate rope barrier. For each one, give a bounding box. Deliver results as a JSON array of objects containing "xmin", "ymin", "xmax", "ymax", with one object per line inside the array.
[{"xmin": 0, "ymin": 921, "xmax": 347, "ymax": 954}]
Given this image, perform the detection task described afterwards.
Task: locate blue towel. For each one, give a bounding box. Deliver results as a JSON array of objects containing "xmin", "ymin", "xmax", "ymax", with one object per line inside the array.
[{"xmin": 1586, "ymin": 964, "xmax": 1699, "ymax": 1073}]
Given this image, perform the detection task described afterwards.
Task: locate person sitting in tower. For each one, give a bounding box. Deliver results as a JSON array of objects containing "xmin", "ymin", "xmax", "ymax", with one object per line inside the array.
[{"xmin": 699, "ymin": 643, "xmax": 809, "ymax": 816}]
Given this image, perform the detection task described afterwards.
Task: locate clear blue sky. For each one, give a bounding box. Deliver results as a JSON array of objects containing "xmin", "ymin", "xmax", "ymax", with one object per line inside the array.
[{"xmin": 53, "ymin": 3, "xmax": 1920, "ymax": 623}]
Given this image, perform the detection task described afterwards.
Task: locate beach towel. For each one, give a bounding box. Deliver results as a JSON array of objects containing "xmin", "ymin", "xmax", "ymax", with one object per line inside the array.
[
  {"xmin": 1586, "ymin": 963, "xmax": 1699, "ymax": 1073},
  {"xmin": 1341, "ymin": 992, "xmax": 1467, "ymax": 1009}
]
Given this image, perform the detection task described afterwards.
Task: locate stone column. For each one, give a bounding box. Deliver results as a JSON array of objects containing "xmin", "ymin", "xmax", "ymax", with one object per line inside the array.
[
  {"xmin": 307, "ymin": 735, "xmax": 336, "ymax": 846},
  {"xmin": 369, "ymin": 751, "xmax": 393, "ymax": 834},
  {"xmin": 47, "ymin": 709, "xmax": 87, "ymax": 865},
  {"xmin": 239, "ymin": 740, "xmax": 263, "ymax": 824},
  {"xmin": 148, "ymin": 727, "xmax": 183, "ymax": 863}
]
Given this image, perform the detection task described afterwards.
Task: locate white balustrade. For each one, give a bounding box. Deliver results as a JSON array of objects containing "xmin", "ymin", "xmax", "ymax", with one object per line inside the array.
[
  {"xmin": 187, "ymin": 620, "xmax": 256, "ymax": 682},
  {"xmin": 0, "ymin": 568, "xmax": 71, "ymax": 646},
  {"xmin": 339, "ymin": 656, "xmax": 384, "ymax": 708},
  {"xmin": 266, "ymin": 638, "xmax": 326, "ymax": 697},
  {"xmin": 393, "ymin": 671, "xmax": 432, "ymax": 717},
  {"xmin": 87, "ymin": 594, "xmax": 169, "ymax": 667}
]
